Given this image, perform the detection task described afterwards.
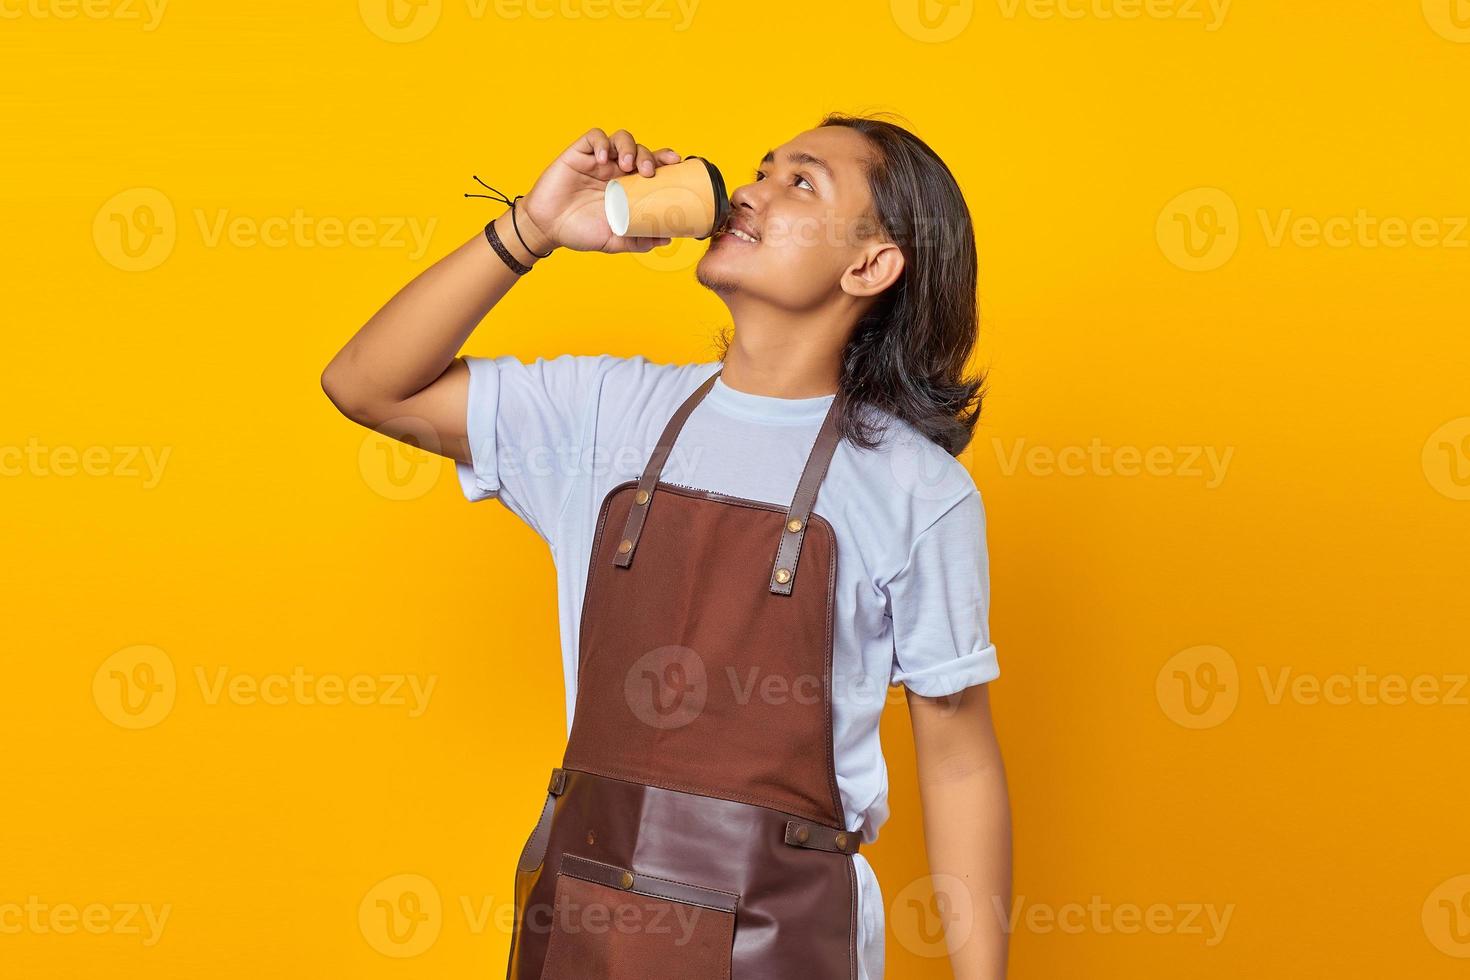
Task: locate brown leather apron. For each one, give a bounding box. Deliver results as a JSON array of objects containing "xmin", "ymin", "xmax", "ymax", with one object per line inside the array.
[{"xmin": 506, "ymin": 370, "xmax": 861, "ymax": 980}]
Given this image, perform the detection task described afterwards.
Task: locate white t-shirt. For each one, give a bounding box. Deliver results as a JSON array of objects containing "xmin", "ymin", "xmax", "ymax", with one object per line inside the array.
[{"xmin": 455, "ymin": 353, "xmax": 999, "ymax": 980}]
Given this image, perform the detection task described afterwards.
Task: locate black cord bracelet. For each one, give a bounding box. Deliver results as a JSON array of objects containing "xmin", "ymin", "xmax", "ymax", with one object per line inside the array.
[
  {"xmin": 465, "ymin": 176, "xmax": 553, "ymax": 264},
  {"xmin": 510, "ymin": 196, "xmax": 554, "ymax": 259},
  {"xmin": 485, "ymin": 217, "xmax": 532, "ymax": 276}
]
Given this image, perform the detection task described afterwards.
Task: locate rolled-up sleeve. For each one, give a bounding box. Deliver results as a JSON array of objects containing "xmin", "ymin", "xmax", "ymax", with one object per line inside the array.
[
  {"xmin": 455, "ymin": 355, "xmax": 503, "ymax": 503},
  {"xmin": 454, "ymin": 352, "xmax": 617, "ymax": 545},
  {"xmin": 886, "ymin": 489, "xmax": 1000, "ymax": 697}
]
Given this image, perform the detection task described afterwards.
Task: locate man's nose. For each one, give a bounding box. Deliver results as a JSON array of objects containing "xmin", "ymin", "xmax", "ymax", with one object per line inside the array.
[{"xmin": 729, "ymin": 181, "xmax": 762, "ymax": 213}]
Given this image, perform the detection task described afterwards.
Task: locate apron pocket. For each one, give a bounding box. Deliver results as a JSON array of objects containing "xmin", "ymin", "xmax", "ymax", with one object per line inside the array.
[{"xmin": 540, "ymin": 853, "xmax": 737, "ymax": 980}]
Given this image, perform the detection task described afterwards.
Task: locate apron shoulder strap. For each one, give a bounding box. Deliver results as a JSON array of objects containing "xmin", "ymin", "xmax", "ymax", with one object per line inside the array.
[
  {"xmin": 768, "ymin": 391, "xmax": 843, "ymax": 596},
  {"xmin": 612, "ymin": 369, "xmax": 721, "ymax": 568},
  {"xmin": 613, "ymin": 368, "xmax": 848, "ymax": 599}
]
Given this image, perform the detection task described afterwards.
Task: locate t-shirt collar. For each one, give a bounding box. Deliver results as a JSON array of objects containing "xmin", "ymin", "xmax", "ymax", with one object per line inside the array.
[{"xmin": 705, "ymin": 374, "xmax": 836, "ymax": 425}]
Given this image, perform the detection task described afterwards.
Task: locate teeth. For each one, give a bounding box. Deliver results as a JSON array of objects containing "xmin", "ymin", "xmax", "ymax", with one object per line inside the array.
[{"xmin": 729, "ymin": 229, "xmax": 759, "ymax": 243}]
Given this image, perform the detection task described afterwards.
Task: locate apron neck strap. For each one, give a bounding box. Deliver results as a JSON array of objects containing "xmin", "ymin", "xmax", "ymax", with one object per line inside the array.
[
  {"xmin": 768, "ymin": 388, "xmax": 844, "ymax": 596},
  {"xmin": 613, "ymin": 368, "xmax": 847, "ymax": 598}
]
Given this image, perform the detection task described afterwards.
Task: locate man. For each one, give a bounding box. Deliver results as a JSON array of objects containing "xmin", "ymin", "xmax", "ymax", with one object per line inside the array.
[{"xmin": 322, "ymin": 113, "xmax": 1011, "ymax": 980}]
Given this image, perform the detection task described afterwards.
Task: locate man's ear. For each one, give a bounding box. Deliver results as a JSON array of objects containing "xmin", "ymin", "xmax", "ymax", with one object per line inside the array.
[{"xmin": 840, "ymin": 241, "xmax": 905, "ymax": 299}]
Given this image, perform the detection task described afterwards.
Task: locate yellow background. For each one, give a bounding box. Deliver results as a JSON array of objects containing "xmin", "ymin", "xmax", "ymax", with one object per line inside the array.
[{"xmin": 3, "ymin": 0, "xmax": 1469, "ymax": 976}]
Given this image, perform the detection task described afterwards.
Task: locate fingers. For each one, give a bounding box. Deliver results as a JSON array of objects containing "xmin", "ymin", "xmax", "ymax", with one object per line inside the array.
[
  {"xmin": 575, "ymin": 127, "xmax": 612, "ymax": 167},
  {"xmin": 576, "ymin": 129, "xmax": 678, "ymax": 176},
  {"xmin": 633, "ymin": 143, "xmax": 657, "ymax": 177},
  {"xmin": 609, "ymin": 129, "xmax": 638, "ymax": 172}
]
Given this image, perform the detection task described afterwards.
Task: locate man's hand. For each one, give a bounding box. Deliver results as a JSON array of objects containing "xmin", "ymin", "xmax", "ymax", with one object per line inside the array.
[{"xmin": 522, "ymin": 127, "xmax": 684, "ymax": 254}]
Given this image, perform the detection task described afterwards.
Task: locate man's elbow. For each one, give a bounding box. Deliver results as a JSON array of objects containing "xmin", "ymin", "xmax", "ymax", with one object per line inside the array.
[{"xmin": 321, "ymin": 357, "xmax": 386, "ymax": 427}]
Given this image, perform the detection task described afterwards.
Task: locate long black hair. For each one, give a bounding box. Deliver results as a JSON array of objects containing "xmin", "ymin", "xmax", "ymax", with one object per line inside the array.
[{"xmin": 820, "ymin": 111, "xmax": 986, "ymax": 456}]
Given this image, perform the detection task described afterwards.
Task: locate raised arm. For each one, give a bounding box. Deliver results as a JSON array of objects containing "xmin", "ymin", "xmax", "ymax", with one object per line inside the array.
[{"xmin": 320, "ymin": 128, "xmax": 680, "ymax": 464}]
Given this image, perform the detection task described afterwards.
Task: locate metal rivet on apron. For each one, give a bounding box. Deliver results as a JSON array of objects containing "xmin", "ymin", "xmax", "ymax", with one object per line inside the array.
[
  {"xmin": 586, "ymin": 830, "xmax": 596, "ymax": 845},
  {"xmin": 786, "ymin": 518, "xmax": 803, "ymax": 533},
  {"xmin": 635, "ymin": 490, "xmax": 650, "ymax": 506},
  {"xmin": 794, "ymin": 825, "xmax": 810, "ymax": 843},
  {"xmin": 774, "ymin": 568, "xmax": 792, "ymax": 585},
  {"xmin": 617, "ymin": 539, "xmax": 634, "ymax": 555},
  {"xmin": 835, "ymin": 832, "xmax": 848, "ymax": 849},
  {"xmin": 618, "ymin": 870, "xmax": 635, "ymax": 889}
]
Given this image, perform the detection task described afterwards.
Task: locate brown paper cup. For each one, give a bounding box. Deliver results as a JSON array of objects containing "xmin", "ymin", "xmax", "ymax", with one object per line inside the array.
[{"xmin": 605, "ymin": 156, "xmax": 729, "ymax": 240}]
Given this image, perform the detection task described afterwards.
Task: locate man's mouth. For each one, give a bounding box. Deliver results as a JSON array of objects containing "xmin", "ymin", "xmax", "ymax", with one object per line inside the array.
[{"xmin": 716, "ymin": 216, "xmax": 761, "ymax": 245}]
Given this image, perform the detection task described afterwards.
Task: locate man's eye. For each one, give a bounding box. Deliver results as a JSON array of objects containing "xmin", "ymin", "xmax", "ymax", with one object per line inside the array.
[
  {"xmin": 795, "ymin": 174, "xmax": 814, "ymax": 191},
  {"xmin": 753, "ymin": 170, "xmax": 766, "ymax": 181}
]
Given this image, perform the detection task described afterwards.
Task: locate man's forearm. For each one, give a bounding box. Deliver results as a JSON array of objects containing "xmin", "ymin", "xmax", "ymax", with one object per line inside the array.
[
  {"xmin": 909, "ymin": 686, "xmax": 1013, "ymax": 979},
  {"xmin": 920, "ymin": 758, "xmax": 1012, "ymax": 978},
  {"xmin": 321, "ymin": 209, "xmax": 554, "ymax": 422}
]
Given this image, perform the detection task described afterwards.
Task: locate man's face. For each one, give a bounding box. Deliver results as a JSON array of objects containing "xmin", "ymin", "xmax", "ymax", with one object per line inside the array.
[{"xmin": 695, "ymin": 126, "xmax": 884, "ymax": 310}]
